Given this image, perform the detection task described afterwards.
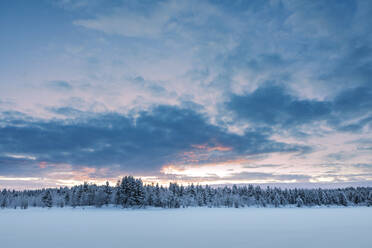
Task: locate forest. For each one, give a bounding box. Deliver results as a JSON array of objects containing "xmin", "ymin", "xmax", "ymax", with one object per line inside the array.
[{"xmin": 1, "ymin": 176, "xmax": 372, "ymax": 209}]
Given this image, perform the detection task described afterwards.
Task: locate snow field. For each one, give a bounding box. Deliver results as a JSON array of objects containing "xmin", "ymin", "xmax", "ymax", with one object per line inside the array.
[{"xmin": 0, "ymin": 207, "xmax": 371, "ymax": 248}]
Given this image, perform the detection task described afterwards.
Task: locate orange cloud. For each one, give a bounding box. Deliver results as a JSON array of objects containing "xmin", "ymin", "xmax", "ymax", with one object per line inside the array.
[
  {"xmin": 39, "ymin": 162, "xmax": 47, "ymax": 169},
  {"xmin": 191, "ymin": 144, "xmax": 232, "ymax": 152}
]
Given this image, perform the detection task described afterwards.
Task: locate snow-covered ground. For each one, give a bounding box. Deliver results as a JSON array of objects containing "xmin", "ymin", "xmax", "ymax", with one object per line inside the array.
[{"xmin": 0, "ymin": 207, "xmax": 371, "ymax": 248}]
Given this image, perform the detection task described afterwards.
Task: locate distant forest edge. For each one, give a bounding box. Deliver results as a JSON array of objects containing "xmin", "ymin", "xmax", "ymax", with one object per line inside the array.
[{"xmin": 1, "ymin": 176, "xmax": 372, "ymax": 209}]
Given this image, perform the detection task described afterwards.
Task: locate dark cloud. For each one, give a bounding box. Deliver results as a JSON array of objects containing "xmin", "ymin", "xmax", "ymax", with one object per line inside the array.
[
  {"xmin": 0, "ymin": 105, "xmax": 308, "ymax": 176},
  {"xmin": 226, "ymin": 84, "xmax": 372, "ymax": 133},
  {"xmin": 330, "ymin": 86, "xmax": 372, "ymax": 132},
  {"xmin": 226, "ymin": 84, "xmax": 332, "ymax": 128},
  {"xmin": 333, "ymin": 87, "xmax": 372, "ymax": 115},
  {"xmin": 0, "ymin": 156, "xmax": 39, "ymax": 175}
]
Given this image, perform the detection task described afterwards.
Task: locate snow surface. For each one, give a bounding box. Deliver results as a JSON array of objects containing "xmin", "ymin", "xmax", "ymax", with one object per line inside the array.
[{"xmin": 0, "ymin": 207, "xmax": 371, "ymax": 248}]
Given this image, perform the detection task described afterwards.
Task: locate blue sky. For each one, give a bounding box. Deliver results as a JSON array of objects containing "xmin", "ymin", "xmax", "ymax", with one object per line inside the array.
[{"xmin": 1, "ymin": 0, "xmax": 372, "ymax": 189}]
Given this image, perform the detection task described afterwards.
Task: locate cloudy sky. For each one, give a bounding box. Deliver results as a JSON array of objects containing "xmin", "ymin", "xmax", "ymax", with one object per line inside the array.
[{"xmin": 1, "ymin": 0, "xmax": 372, "ymax": 189}]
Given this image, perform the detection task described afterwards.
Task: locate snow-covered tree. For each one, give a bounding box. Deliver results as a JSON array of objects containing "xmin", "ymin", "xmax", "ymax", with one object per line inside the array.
[
  {"xmin": 1, "ymin": 178, "xmax": 371, "ymax": 209},
  {"xmin": 296, "ymin": 196, "xmax": 304, "ymax": 207},
  {"xmin": 42, "ymin": 190, "xmax": 53, "ymax": 208}
]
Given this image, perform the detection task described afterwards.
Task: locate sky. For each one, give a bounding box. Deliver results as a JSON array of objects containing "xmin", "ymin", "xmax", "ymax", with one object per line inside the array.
[{"xmin": 1, "ymin": 0, "xmax": 372, "ymax": 189}]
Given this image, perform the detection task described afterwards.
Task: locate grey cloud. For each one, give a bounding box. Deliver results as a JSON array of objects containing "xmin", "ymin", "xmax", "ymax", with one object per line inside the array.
[
  {"xmin": 226, "ymin": 83, "xmax": 372, "ymax": 133},
  {"xmin": 0, "ymin": 105, "xmax": 308, "ymax": 176},
  {"xmin": 226, "ymin": 84, "xmax": 332, "ymax": 128}
]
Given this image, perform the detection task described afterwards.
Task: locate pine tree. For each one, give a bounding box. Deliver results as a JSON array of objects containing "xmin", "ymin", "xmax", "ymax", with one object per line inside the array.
[
  {"xmin": 114, "ymin": 180, "xmax": 121, "ymax": 206},
  {"xmin": 42, "ymin": 190, "xmax": 53, "ymax": 208},
  {"xmin": 71, "ymin": 189, "xmax": 78, "ymax": 208},
  {"xmin": 296, "ymin": 196, "xmax": 304, "ymax": 207},
  {"xmin": 339, "ymin": 192, "xmax": 348, "ymax": 206},
  {"xmin": 104, "ymin": 181, "xmax": 112, "ymax": 205},
  {"xmin": 154, "ymin": 183, "xmax": 162, "ymax": 207},
  {"xmin": 134, "ymin": 178, "xmax": 145, "ymax": 207},
  {"xmin": 273, "ymin": 193, "xmax": 280, "ymax": 208},
  {"xmin": 20, "ymin": 198, "xmax": 28, "ymax": 209},
  {"xmin": 367, "ymin": 192, "xmax": 372, "ymax": 207},
  {"xmin": 64, "ymin": 192, "xmax": 70, "ymax": 205},
  {"xmin": 1, "ymin": 196, "xmax": 7, "ymax": 208},
  {"xmin": 94, "ymin": 189, "xmax": 106, "ymax": 207}
]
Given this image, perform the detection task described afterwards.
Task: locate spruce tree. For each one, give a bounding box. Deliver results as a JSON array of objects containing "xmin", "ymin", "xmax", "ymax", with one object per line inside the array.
[
  {"xmin": 296, "ymin": 196, "xmax": 304, "ymax": 207},
  {"xmin": 1, "ymin": 196, "xmax": 7, "ymax": 208},
  {"xmin": 339, "ymin": 192, "xmax": 348, "ymax": 206},
  {"xmin": 273, "ymin": 193, "xmax": 280, "ymax": 208},
  {"xmin": 42, "ymin": 190, "xmax": 53, "ymax": 208},
  {"xmin": 368, "ymin": 192, "xmax": 372, "ymax": 207},
  {"xmin": 104, "ymin": 181, "xmax": 112, "ymax": 205}
]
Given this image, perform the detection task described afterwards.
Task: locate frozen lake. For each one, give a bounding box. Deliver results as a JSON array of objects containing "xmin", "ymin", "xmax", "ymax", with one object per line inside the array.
[{"xmin": 0, "ymin": 207, "xmax": 371, "ymax": 248}]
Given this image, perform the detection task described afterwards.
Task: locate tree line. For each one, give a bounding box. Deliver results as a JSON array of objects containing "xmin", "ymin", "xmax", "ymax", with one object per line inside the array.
[{"xmin": 1, "ymin": 176, "xmax": 372, "ymax": 209}]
